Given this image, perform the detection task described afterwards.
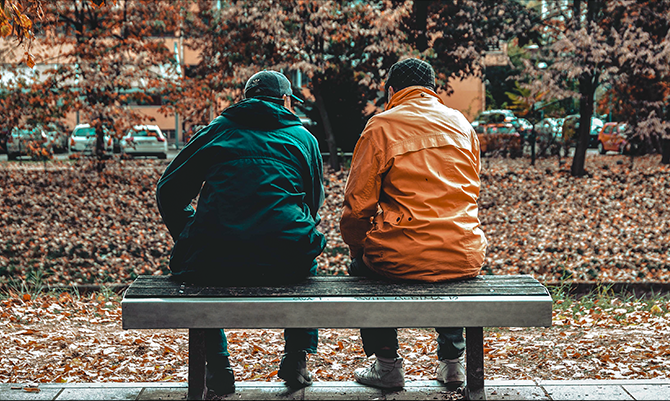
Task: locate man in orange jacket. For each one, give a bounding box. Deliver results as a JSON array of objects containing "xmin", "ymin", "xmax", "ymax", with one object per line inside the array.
[{"xmin": 340, "ymin": 58, "xmax": 487, "ymax": 390}]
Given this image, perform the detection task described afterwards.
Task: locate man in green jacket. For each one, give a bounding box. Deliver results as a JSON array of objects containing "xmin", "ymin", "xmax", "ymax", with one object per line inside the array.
[{"xmin": 156, "ymin": 70, "xmax": 326, "ymax": 395}]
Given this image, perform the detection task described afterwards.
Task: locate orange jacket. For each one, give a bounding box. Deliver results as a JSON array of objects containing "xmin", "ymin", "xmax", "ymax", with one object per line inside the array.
[{"xmin": 340, "ymin": 86, "xmax": 487, "ymax": 282}]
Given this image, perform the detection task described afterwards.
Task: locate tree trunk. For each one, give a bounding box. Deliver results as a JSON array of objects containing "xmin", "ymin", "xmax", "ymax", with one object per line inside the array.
[
  {"xmin": 96, "ymin": 129, "xmax": 105, "ymax": 159},
  {"xmin": 530, "ymin": 129, "xmax": 536, "ymax": 165},
  {"xmin": 662, "ymin": 137, "xmax": 670, "ymax": 164},
  {"xmin": 313, "ymin": 81, "xmax": 340, "ymax": 170},
  {"xmin": 95, "ymin": 122, "xmax": 106, "ymax": 172},
  {"xmin": 92, "ymin": 114, "xmax": 111, "ymax": 171},
  {"xmin": 571, "ymin": 76, "xmax": 595, "ymax": 177},
  {"xmin": 413, "ymin": 0, "xmax": 429, "ymax": 52}
]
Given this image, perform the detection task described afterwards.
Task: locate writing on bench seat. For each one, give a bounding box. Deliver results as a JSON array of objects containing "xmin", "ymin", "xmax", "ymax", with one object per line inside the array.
[
  {"xmin": 289, "ymin": 295, "xmax": 458, "ymax": 300},
  {"xmin": 355, "ymin": 296, "xmax": 458, "ymax": 300}
]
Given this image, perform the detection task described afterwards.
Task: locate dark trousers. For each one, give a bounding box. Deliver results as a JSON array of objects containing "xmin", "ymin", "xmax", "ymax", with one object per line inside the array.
[
  {"xmin": 173, "ymin": 268, "xmax": 319, "ymax": 368},
  {"xmin": 348, "ymin": 255, "xmax": 466, "ymax": 361},
  {"xmin": 205, "ymin": 328, "xmax": 319, "ymax": 368}
]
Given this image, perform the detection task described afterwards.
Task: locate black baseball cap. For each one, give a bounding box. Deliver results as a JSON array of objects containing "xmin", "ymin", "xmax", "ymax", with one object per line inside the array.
[{"xmin": 243, "ymin": 70, "xmax": 304, "ymax": 103}]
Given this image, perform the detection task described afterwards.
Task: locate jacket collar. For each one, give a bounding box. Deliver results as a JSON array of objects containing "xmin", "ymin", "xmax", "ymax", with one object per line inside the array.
[
  {"xmin": 223, "ymin": 98, "xmax": 302, "ymax": 130},
  {"xmin": 385, "ymin": 86, "xmax": 444, "ymax": 111}
]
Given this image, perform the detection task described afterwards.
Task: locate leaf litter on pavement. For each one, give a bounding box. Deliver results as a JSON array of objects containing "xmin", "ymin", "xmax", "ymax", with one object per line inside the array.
[{"xmin": 1, "ymin": 291, "xmax": 669, "ymax": 385}]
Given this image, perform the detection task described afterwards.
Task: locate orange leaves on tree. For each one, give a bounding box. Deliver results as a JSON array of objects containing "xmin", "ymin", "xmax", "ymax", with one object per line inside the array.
[
  {"xmin": 0, "ymin": 21, "xmax": 11, "ymax": 37},
  {"xmin": 1, "ymin": 1, "xmax": 35, "ymax": 47},
  {"xmin": 18, "ymin": 12, "xmax": 30, "ymax": 30}
]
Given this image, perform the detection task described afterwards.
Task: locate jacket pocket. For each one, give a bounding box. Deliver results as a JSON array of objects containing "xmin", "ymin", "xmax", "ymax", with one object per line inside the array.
[{"xmin": 382, "ymin": 209, "xmax": 404, "ymax": 226}]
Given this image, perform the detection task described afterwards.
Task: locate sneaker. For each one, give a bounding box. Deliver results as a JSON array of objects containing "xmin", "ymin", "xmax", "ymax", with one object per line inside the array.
[
  {"xmin": 278, "ymin": 351, "xmax": 313, "ymax": 388},
  {"xmin": 205, "ymin": 365, "xmax": 235, "ymax": 395},
  {"xmin": 354, "ymin": 357, "xmax": 405, "ymax": 389},
  {"xmin": 436, "ymin": 356, "xmax": 465, "ymax": 390}
]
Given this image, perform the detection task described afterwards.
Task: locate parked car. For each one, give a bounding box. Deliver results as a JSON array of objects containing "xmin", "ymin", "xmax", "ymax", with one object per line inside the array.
[
  {"xmin": 69, "ymin": 123, "xmax": 114, "ymax": 157},
  {"xmin": 0, "ymin": 128, "xmax": 9, "ymax": 154},
  {"xmin": 7, "ymin": 125, "xmax": 52, "ymax": 160},
  {"xmin": 477, "ymin": 122, "xmax": 522, "ymax": 157},
  {"xmin": 44, "ymin": 122, "xmax": 69, "ymax": 154},
  {"xmin": 535, "ymin": 118, "xmax": 562, "ymax": 141},
  {"xmin": 515, "ymin": 118, "xmax": 533, "ymax": 141},
  {"xmin": 185, "ymin": 124, "xmax": 208, "ymax": 144},
  {"xmin": 531, "ymin": 118, "xmax": 562, "ymax": 156},
  {"xmin": 471, "ymin": 109, "xmax": 534, "ymax": 144},
  {"xmin": 597, "ymin": 122, "xmax": 628, "ymax": 154},
  {"xmin": 471, "ymin": 109, "xmax": 517, "ymax": 133},
  {"xmin": 561, "ymin": 115, "xmax": 604, "ymax": 148},
  {"xmin": 120, "ymin": 125, "xmax": 168, "ymax": 159}
]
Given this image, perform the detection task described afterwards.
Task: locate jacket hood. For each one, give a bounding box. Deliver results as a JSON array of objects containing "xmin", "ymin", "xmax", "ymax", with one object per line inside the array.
[{"xmin": 222, "ymin": 97, "xmax": 304, "ymax": 130}]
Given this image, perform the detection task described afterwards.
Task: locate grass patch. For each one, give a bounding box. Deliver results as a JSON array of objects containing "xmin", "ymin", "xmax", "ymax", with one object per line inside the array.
[
  {"xmin": 0, "ymin": 268, "xmax": 124, "ymax": 305},
  {"xmin": 547, "ymin": 280, "xmax": 670, "ymax": 319}
]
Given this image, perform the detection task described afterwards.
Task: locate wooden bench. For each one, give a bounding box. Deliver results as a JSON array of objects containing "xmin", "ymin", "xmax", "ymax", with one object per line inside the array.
[{"xmin": 122, "ymin": 274, "xmax": 552, "ymax": 400}]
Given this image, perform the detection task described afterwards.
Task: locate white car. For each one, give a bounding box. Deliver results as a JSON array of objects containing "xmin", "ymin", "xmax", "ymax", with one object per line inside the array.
[
  {"xmin": 535, "ymin": 118, "xmax": 563, "ymax": 141},
  {"xmin": 7, "ymin": 125, "xmax": 51, "ymax": 160},
  {"xmin": 69, "ymin": 124, "xmax": 114, "ymax": 156},
  {"xmin": 516, "ymin": 118, "xmax": 533, "ymax": 132},
  {"xmin": 120, "ymin": 125, "xmax": 168, "ymax": 159}
]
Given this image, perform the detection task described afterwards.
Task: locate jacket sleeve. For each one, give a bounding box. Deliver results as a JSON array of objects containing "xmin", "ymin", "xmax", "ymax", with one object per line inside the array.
[
  {"xmin": 155, "ymin": 135, "xmax": 211, "ymax": 241},
  {"xmin": 308, "ymin": 135, "xmax": 325, "ymax": 224},
  {"xmin": 339, "ymin": 126, "xmax": 383, "ymax": 258}
]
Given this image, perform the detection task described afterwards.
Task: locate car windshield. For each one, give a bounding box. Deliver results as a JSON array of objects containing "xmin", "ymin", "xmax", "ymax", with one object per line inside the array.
[
  {"xmin": 496, "ymin": 126, "xmax": 516, "ymax": 134},
  {"xmin": 74, "ymin": 128, "xmax": 96, "ymax": 137},
  {"xmin": 12, "ymin": 127, "xmax": 42, "ymax": 139},
  {"xmin": 487, "ymin": 114, "xmax": 508, "ymax": 123},
  {"xmin": 131, "ymin": 130, "xmax": 159, "ymax": 137}
]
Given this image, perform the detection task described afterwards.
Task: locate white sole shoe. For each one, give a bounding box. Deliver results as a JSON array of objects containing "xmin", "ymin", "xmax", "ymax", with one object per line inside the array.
[
  {"xmin": 354, "ymin": 357, "xmax": 405, "ymax": 389},
  {"xmin": 437, "ymin": 356, "xmax": 465, "ymax": 389}
]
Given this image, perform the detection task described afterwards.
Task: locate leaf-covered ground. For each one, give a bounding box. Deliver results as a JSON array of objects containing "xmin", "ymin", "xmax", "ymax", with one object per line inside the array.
[
  {"xmin": 477, "ymin": 155, "xmax": 670, "ymax": 283},
  {"xmin": 1, "ymin": 292, "xmax": 669, "ymax": 384},
  {"xmin": 1, "ymin": 154, "xmax": 669, "ymax": 286},
  {"xmin": 1, "ymin": 154, "xmax": 670, "ymax": 388}
]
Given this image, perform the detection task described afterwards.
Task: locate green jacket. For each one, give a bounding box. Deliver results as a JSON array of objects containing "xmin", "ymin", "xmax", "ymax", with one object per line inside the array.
[{"xmin": 156, "ymin": 98, "xmax": 325, "ymax": 282}]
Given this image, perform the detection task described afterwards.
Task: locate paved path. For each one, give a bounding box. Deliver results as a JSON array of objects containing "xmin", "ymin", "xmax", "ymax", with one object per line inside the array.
[{"xmin": 2, "ymin": 380, "xmax": 670, "ymax": 400}]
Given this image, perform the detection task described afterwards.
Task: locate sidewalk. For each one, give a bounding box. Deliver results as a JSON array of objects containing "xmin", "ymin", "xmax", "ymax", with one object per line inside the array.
[{"xmin": 2, "ymin": 380, "xmax": 670, "ymax": 400}]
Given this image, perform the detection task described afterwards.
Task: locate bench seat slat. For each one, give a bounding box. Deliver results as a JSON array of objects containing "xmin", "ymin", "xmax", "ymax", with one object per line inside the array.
[{"xmin": 123, "ymin": 275, "xmax": 550, "ymax": 298}]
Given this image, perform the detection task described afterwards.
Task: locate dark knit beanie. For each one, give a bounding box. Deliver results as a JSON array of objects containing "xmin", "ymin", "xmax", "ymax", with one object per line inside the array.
[{"xmin": 386, "ymin": 58, "xmax": 436, "ymax": 92}]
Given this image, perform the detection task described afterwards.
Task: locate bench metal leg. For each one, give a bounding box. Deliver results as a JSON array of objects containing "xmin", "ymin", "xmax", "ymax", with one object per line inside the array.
[
  {"xmin": 188, "ymin": 329, "xmax": 207, "ymax": 400},
  {"xmin": 465, "ymin": 327, "xmax": 486, "ymax": 400}
]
